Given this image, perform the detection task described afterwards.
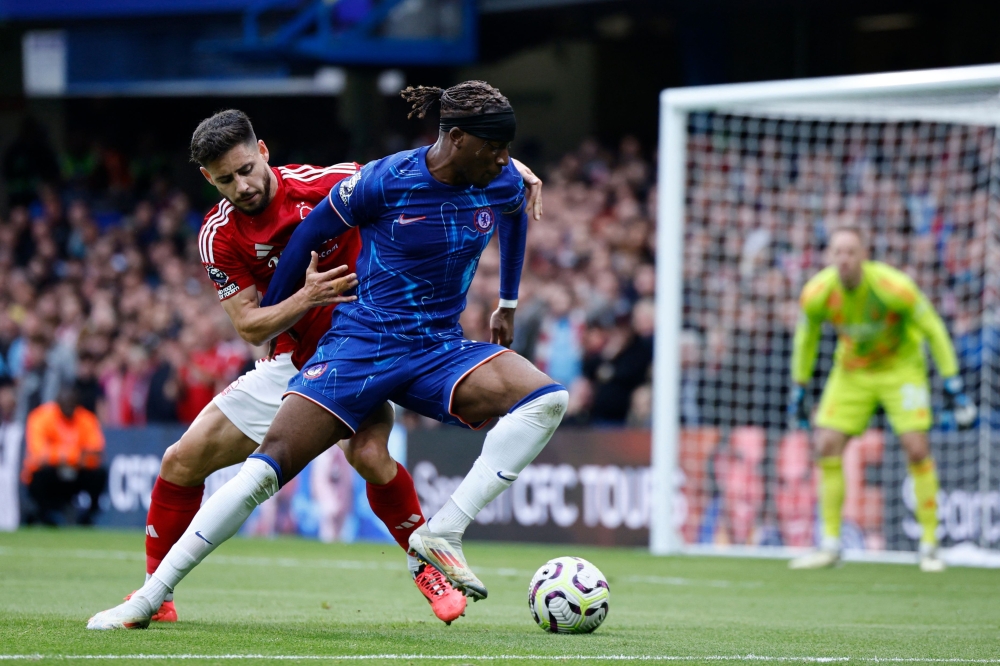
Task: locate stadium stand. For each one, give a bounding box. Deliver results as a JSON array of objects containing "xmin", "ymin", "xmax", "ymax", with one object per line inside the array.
[{"xmin": 0, "ymin": 121, "xmax": 657, "ymax": 431}]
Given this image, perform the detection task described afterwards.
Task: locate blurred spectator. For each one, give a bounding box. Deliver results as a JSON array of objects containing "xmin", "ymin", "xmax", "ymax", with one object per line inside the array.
[
  {"xmin": 533, "ymin": 284, "xmax": 585, "ymax": 388},
  {"xmin": 0, "ymin": 379, "xmax": 20, "ymax": 531},
  {"xmin": 21, "ymin": 384, "xmax": 107, "ymax": 526},
  {"xmin": 582, "ymin": 299, "xmax": 655, "ymax": 423},
  {"xmin": 461, "ymin": 134, "xmax": 657, "ymax": 424}
]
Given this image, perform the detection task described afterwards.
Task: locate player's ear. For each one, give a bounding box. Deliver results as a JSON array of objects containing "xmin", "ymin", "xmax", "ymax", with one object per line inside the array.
[
  {"xmin": 258, "ymin": 140, "xmax": 270, "ymax": 164},
  {"xmin": 199, "ymin": 166, "xmax": 215, "ymax": 186},
  {"xmin": 448, "ymin": 127, "xmax": 466, "ymax": 149}
]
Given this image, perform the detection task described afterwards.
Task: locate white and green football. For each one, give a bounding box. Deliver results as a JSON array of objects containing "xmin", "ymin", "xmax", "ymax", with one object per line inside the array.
[{"xmin": 528, "ymin": 556, "xmax": 610, "ymax": 634}]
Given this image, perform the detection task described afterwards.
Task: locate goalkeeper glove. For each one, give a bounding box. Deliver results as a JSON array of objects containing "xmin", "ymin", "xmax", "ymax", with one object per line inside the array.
[
  {"xmin": 788, "ymin": 384, "xmax": 810, "ymax": 431},
  {"xmin": 942, "ymin": 376, "xmax": 977, "ymax": 430}
]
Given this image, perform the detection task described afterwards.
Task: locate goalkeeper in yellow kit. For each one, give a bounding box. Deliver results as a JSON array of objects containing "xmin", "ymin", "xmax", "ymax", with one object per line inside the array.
[{"xmin": 788, "ymin": 226, "xmax": 976, "ymax": 572}]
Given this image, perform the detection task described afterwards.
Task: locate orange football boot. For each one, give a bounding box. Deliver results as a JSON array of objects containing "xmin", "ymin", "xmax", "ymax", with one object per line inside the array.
[
  {"xmin": 412, "ymin": 563, "xmax": 466, "ymax": 624},
  {"xmin": 125, "ymin": 591, "xmax": 178, "ymax": 622}
]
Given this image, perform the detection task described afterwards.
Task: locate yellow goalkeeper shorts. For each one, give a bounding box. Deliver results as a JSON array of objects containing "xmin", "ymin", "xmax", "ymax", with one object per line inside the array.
[{"xmin": 815, "ymin": 357, "xmax": 932, "ymax": 436}]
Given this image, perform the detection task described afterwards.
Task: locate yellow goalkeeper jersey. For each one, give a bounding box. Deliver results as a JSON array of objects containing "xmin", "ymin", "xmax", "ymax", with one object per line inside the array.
[{"xmin": 791, "ymin": 261, "xmax": 959, "ymax": 384}]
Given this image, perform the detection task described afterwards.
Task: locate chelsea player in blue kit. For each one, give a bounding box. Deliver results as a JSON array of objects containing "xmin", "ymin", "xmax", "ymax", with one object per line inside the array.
[
  {"xmin": 89, "ymin": 81, "xmax": 567, "ymax": 628},
  {"xmin": 263, "ymin": 81, "xmax": 570, "ymax": 600}
]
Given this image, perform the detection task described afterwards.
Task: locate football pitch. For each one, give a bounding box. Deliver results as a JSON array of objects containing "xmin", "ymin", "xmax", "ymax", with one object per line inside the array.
[{"xmin": 1, "ymin": 530, "xmax": 997, "ymax": 665}]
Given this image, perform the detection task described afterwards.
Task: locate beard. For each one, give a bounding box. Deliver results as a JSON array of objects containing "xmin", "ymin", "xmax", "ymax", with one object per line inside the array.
[{"xmin": 230, "ymin": 174, "xmax": 273, "ymax": 216}]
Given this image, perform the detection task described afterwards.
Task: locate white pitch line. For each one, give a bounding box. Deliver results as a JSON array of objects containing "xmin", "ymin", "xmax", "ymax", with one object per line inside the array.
[
  {"xmin": 0, "ymin": 546, "xmax": 532, "ymax": 577},
  {"xmin": 1, "ymin": 656, "xmax": 999, "ymax": 663}
]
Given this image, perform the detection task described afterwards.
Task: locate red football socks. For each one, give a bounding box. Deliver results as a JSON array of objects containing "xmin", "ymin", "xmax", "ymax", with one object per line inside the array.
[
  {"xmin": 366, "ymin": 462, "xmax": 425, "ymax": 550},
  {"xmin": 145, "ymin": 476, "xmax": 205, "ymax": 574}
]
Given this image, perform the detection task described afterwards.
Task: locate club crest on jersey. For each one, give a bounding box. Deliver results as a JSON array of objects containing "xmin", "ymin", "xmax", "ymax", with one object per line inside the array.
[
  {"xmin": 295, "ymin": 202, "xmax": 313, "ymax": 220},
  {"xmin": 339, "ymin": 171, "xmax": 361, "ymax": 206},
  {"xmin": 205, "ymin": 265, "xmax": 229, "ymax": 286},
  {"xmin": 473, "ymin": 207, "xmax": 495, "ymax": 233},
  {"xmin": 303, "ymin": 363, "xmax": 328, "ymax": 380}
]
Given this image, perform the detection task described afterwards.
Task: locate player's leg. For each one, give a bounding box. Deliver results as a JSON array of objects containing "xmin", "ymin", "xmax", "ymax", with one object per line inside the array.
[
  {"xmin": 880, "ymin": 361, "xmax": 943, "ymax": 571},
  {"xmin": 140, "ymin": 356, "xmax": 295, "ymax": 621},
  {"xmin": 790, "ymin": 366, "xmax": 875, "ymax": 570},
  {"xmin": 788, "ymin": 427, "xmax": 851, "ymax": 569},
  {"xmin": 134, "ymin": 404, "xmax": 255, "ymax": 622},
  {"xmin": 88, "ymin": 394, "xmax": 353, "ymax": 630},
  {"xmin": 148, "ymin": 404, "xmax": 256, "ymax": 568},
  {"xmin": 337, "ymin": 402, "xmax": 467, "ymax": 623},
  {"xmin": 407, "ymin": 350, "xmax": 567, "ymax": 599},
  {"xmin": 339, "ymin": 403, "xmax": 427, "ymax": 550},
  {"xmin": 897, "ymin": 430, "xmax": 944, "ymax": 569}
]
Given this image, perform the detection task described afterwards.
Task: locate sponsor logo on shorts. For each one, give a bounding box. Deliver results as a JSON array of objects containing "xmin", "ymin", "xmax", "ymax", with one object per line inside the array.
[
  {"xmin": 473, "ymin": 207, "xmax": 495, "ymax": 233},
  {"xmin": 901, "ymin": 383, "xmax": 930, "ymax": 411},
  {"xmin": 206, "ymin": 265, "xmax": 229, "ymax": 286},
  {"xmin": 303, "ymin": 363, "xmax": 328, "ymax": 380},
  {"xmin": 218, "ymin": 283, "xmax": 240, "ymax": 299}
]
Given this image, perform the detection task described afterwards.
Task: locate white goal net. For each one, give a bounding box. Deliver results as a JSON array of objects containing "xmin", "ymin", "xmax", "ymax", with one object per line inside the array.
[{"xmin": 652, "ymin": 65, "xmax": 1000, "ymax": 560}]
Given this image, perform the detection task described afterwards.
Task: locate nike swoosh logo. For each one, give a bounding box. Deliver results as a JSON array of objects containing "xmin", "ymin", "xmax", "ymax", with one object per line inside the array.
[
  {"xmin": 497, "ymin": 471, "xmax": 516, "ymax": 482},
  {"xmin": 396, "ymin": 214, "xmax": 426, "ymax": 225},
  {"xmin": 195, "ymin": 531, "xmax": 213, "ymax": 545}
]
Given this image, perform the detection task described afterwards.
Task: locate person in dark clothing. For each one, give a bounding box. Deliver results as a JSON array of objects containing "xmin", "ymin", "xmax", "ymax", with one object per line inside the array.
[
  {"xmin": 74, "ymin": 354, "xmax": 105, "ymax": 416},
  {"xmin": 585, "ymin": 299, "xmax": 654, "ymax": 423},
  {"xmin": 145, "ymin": 341, "xmax": 180, "ymax": 423}
]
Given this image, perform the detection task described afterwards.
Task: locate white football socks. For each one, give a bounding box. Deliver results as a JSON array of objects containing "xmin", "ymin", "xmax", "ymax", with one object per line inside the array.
[
  {"xmin": 428, "ymin": 387, "xmax": 568, "ymax": 536},
  {"xmin": 131, "ymin": 456, "xmax": 280, "ymax": 609}
]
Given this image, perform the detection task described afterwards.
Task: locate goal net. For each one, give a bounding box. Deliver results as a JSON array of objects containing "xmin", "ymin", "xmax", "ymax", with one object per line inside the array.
[{"xmin": 652, "ymin": 65, "xmax": 1000, "ymax": 561}]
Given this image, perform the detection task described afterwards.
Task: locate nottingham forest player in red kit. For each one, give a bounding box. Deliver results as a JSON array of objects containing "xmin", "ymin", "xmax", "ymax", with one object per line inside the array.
[{"xmin": 130, "ymin": 109, "xmax": 543, "ymax": 625}]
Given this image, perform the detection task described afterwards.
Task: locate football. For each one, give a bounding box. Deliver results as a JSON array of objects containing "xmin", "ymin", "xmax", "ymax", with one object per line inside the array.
[{"xmin": 528, "ymin": 556, "xmax": 610, "ymax": 634}]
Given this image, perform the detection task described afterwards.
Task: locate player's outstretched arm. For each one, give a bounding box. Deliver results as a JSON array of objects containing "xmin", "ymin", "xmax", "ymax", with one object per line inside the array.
[
  {"xmin": 911, "ymin": 293, "xmax": 960, "ymax": 378},
  {"xmin": 911, "ymin": 293, "xmax": 976, "ymax": 428},
  {"xmin": 511, "ymin": 158, "xmax": 543, "ymax": 222},
  {"xmin": 260, "ymin": 195, "xmax": 354, "ymax": 310},
  {"xmin": 491, "ymin": 202, "xmax": 528, "ymax": 348},
  {"xmin": 222, "ymin": 255, "xmax": 358, "ymax": 346}
]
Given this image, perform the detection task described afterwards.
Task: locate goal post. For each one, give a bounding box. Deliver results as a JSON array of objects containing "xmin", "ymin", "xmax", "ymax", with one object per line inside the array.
[{"xmin": 652, "ymin": 64, "xmax": 1000, "ymax": 561}]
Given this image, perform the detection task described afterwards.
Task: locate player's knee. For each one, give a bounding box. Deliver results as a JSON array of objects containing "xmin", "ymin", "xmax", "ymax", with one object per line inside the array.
[
  {"xmin": 160, "ymin": 439, "xmax": 211, "ymax": 486},
  {"xmin": 240, "ymin": 455, "xmax": 281, "ymax": 503},
  {"xmin": 511, "ymin": 384, "xmax": 568, "ymax": 430},
  {"xmin": 341, "ymin": 435, "xmax": 392, "ymax": 480},
  {"xmin": 901, "ymin": 435, "xmax": 930, "ymax": 463},
  {"xmin": 814, "ymin": 429, "xmax": 846, "ymax": 458}
]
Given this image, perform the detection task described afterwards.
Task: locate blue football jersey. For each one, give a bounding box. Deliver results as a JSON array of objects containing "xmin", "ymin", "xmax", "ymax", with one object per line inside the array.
[{"xmin": 328, "ymin": 146, "xmax": 527, "ymax": 336}]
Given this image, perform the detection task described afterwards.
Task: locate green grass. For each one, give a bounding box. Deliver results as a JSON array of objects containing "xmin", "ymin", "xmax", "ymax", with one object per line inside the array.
[{"xmin": 1, "ymin": 529, "xmax": 998, "ymax": 665}]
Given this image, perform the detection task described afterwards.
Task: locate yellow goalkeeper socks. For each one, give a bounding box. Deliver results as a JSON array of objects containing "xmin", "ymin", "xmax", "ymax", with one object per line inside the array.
[
  {"xmin": 818, "ymin": 456, "xmax": 844, "ymax": 546},
  {"xmin": 909, "ymin": 457, "xmax": 940, "ymax": 546}
]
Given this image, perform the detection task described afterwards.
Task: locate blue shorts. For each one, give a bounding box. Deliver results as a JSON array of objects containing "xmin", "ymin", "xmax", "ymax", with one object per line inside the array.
[{"xmin": 285, "ymin": 312, "xmax": 512, "ymax": 434}]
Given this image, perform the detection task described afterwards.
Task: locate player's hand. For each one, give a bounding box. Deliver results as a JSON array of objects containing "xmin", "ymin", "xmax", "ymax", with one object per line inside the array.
[
  {"xmin": 943, "ymin": 376, "xmax": 977, "ymax": 430},
  {"xmin": 490, "ymin": 307, "xmax": 516, "ymax": 348},
  {"xmin": 788, "ymin": 384, "xmax": 810, "ymax": 431},
  {"xmin": 511, "ymin": 158, "xmax": 543, "ymax": 222},
  {"xmin": 301, "ymin": 252, "xmax": 358, "ymax": 307}
]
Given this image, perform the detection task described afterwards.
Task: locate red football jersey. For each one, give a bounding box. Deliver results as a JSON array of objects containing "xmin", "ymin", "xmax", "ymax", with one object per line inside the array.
[{"xmin": 198, "ymin": 163, "xmax": 361, "ymax": 369}]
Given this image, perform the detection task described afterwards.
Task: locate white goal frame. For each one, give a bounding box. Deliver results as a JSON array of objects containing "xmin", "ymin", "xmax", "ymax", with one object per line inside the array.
[{"xmin": 651, "ymin": 63, "xmax": 1000, "ymax": 557}]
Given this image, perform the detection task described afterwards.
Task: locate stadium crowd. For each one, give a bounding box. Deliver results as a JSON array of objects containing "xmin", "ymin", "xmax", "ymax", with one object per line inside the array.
[
  {"xmin": 0, "ymin": 120, "xmax": 658, "ymax": 434},
  {"xmin": 680, "ymin": 116, "xmax": 991, "ymax": 429}
]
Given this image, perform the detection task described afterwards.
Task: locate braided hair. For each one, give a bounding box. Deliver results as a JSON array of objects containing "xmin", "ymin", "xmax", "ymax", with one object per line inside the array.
[{"xmin": 400, "ymin": 80, "xmax": 512, "ymax": 120}]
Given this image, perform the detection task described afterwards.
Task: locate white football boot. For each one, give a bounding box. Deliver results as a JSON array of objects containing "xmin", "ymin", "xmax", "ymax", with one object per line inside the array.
[
  {"xmin": 408, "ymin": 524, "xmax": 487, "ymax": 600},
  {"xmin": 919, "ymin": 542, "xmax": 946, "ymax": 573},
  {"xmin": 789, "ymin": 538, "xmax": 842, "ymax": 570},
  {"xmin": 87, "ymin": 594, "xmax": 156, "ymax": 630}
]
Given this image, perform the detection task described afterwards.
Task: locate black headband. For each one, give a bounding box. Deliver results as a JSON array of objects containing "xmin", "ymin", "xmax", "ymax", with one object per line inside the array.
[{"xmin": 440, "ymin": 111, "xmax": 516, "ymax": 143}]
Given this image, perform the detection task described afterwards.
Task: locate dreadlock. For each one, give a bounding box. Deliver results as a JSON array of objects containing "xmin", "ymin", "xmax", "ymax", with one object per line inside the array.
[{"xmin": 400, "ymin": 80, "xmax": 512, "ymax": 120}]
